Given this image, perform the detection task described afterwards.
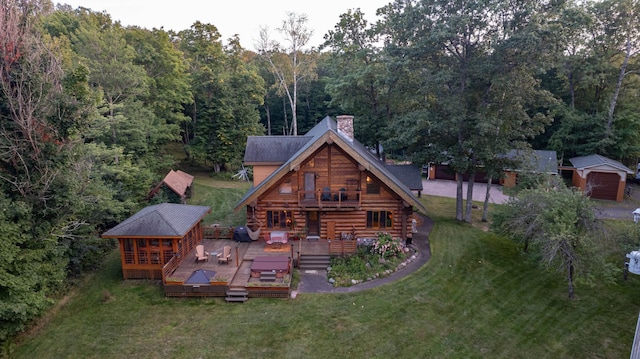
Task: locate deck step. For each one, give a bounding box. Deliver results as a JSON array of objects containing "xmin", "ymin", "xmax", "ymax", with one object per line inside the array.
[
  {"xmin": 226, "ymin": 288, "xmax": 248, "ymax": 295},
  {"xmin": 225, "ymin": 296, "xmax": 248, "ymax": 303},
  {"xmin": 299, "ymin": 254, "xmax": 331, "ymax": 270},
  {"xmin": 225, "ymin": 288, "xmax": 249, "ymax": 303},
  {"xmin": 260, "ymin": 272, "xmax": 277, "ymax": 282}
]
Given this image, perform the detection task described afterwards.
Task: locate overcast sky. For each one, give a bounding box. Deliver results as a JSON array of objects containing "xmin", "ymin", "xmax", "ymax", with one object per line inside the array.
[{"xmin": 57, "ymin": 0, "xmax": 390, "ymax": 49}]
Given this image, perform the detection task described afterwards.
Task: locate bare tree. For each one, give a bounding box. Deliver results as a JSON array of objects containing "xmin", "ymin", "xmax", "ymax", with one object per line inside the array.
[
  {"xmin": 256, "ymin": 12, "xmax": 316, "ymax": 136},
  {"xmin": 0, "ymin": 0, "xmax": 63, "ymax": 200}
]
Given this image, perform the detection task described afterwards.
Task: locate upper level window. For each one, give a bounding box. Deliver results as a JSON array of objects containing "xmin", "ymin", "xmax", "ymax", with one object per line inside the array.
[
  {"xmin": 279, "ymin": 179, "xmax": 292, "ymax": 194},
  {"xmin": 366, "ymin": 176, "xmax": 380, "ymax": 194}
]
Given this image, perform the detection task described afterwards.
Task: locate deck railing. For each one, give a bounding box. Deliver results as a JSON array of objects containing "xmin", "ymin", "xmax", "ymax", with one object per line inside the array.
[
  {"xmin": 203, "ymin": 226, "xmax": 235, "ymax": 240},
  {"xmin": 298, "ymin": 189, "xmax": 361, "ymax": 208},
  {"xmin": 161, "ymin": 254, "xmax": 181, "ymax": 284},
  {"xmin": 328, "ymin": 240, "xmax": 357, "ymax": 256}
]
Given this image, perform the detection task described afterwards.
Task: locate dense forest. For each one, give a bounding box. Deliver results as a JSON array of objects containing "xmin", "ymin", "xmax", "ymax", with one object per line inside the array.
[{"xmin": 0, "ymin": 0, "xmax": 638, "ymax": 344}]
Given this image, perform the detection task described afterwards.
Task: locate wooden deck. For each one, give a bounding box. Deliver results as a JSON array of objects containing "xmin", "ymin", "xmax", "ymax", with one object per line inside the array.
[
  {"xmin": 169, "ymin": 239, "xmax": 252, "ymax": 283},
  {"xmin": 165, "ymin": 239, "xmax": 344, "ymax": 296}
]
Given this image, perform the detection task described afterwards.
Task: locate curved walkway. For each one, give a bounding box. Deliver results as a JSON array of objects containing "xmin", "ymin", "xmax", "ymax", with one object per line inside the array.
[{"xmin": 296, "ymin": 213, "xmax": 434, "ymax": 293}]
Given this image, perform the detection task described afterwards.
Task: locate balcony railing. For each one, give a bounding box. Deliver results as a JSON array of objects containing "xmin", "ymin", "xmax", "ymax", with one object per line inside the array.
[{"xmin": 298, "ymin": 189, "xmax": 361, "ymax": 208}]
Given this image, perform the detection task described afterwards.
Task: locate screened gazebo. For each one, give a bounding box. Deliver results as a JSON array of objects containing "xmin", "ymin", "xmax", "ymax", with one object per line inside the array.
[{"xmin": 102, "ymin": 203, "xmax": 211, "ymax": 279}]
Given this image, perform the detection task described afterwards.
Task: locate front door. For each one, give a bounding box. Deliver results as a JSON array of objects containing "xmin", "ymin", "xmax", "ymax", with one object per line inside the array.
[{"xmin": 306, "ymin": 211, "xmax": 320, "ymax": 236}]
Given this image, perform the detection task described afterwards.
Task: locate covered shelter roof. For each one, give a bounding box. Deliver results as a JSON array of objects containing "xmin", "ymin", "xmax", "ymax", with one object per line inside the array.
[
  {"xmin": 162, "ymin": 170, "xmax": 194, "ymax": 197},
  {"xmin": 569, "ymin": 154, "xmax": 634, "ymax": 174},
  {"xmin": 102, "ymin": 203, "xmax": 211, "ymax": 238},
  {"xmin": 503, "ymin": 149, "xmax": 559, "ymax": 174}
]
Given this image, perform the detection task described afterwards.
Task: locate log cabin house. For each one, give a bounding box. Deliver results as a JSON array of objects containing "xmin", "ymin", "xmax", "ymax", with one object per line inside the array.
[{"xmin": 235, "ymin": 115, "xmax": 425, "ymax": 244}]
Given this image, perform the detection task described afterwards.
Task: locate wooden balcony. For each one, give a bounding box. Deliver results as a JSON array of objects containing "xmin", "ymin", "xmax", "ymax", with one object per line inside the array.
[{"xmin": 298, "ymin": 189, "xmax": 361, "ymax": 209}]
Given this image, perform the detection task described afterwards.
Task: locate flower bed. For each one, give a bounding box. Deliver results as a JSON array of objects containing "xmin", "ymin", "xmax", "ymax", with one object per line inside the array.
[{"xmin": 327, "ymin": 232, "xmax": 418, "ymax": 287}]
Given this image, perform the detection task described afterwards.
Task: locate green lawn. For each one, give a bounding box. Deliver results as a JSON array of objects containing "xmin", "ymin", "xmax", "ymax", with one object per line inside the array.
[
  {"xmin": 11, "ymin": 193, "xmax": 640, "ymax": 358},
  {"xmin": 186, "ymin": 173, "xmax": 251, "ymax": 227}
]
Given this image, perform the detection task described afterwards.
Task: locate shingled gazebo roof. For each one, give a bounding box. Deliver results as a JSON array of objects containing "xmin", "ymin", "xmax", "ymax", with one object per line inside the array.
[{"xmin": 102, "ymin": 203, "xmax": 211, "ymax": 238}]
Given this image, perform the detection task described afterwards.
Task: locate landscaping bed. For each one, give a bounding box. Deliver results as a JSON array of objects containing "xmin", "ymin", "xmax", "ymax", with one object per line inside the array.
[{"xmin": 327, "ymin": 233, "xmax": 418, "ymax": 287}]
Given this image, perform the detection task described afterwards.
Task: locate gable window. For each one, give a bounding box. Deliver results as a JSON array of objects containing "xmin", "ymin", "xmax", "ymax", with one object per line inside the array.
[
  {"xmin": 267, "ymin": 210, "xmax": 293, "ymax": 229},
  {"xmin": 279, "ymin": 179, "xmax": 292, "ymax": 194},
  {"xmin": 366, "ymin": 176, "xmax": 380, "ymax": 194},
  {"xmin": 366, "ymin": 211, "xmax": 393, "ymax": 229}
]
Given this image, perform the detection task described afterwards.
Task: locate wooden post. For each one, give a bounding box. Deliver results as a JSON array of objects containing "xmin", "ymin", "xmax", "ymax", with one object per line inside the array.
[{"xmin": 235, "ymin": 246, "xmax": 239, "ymax": 267}]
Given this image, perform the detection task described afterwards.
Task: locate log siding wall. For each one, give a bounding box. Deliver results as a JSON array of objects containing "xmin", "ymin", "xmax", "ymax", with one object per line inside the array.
[{"xmin": 247, "ymin": 143, "xmax": 414, "ymax": 241}]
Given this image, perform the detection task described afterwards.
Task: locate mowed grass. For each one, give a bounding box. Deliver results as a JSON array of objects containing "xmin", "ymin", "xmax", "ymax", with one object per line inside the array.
[
  {"xmin": 186, "ymin": 172, "xmax": 251, "ymax": 227},
  {"xmin": 12, "ymin": 191, "xmax": 640, "ymax": 358}
]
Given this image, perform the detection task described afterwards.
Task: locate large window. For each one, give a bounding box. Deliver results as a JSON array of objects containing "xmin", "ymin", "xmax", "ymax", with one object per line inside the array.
[
  {"xmin": 366, "ymin": 211, "xmax": 393, "ymax": 229},
  {"xmin": 267, "ymin": 210, "xmax": 293, "ymax": 229}
]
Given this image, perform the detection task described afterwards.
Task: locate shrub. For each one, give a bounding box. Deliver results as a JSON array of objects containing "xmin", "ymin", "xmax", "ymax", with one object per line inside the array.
[
  {"xmin": 373, "ymin": 232, "xmax": 404, "ymax": 259},
  {"xmin": 328, "ymin": 235, "xmax": 410, "ymax": 287}
]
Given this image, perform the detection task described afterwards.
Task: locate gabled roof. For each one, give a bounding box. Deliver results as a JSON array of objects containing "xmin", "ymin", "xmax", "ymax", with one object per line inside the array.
[
  {"xmin": 235, "ymin": 116, "xmax": 425, "ymax": 212},
  {"xmin": 102, "ymin": 203, "xmax": 211, "ymax": 238},
  {"xmin": 244, "ymin": 136, "xmax": 311, "ymax": 165},
  {"xmin": 504, "ymin": 149, "xmax": 559, "ymax": 174},
  {"xmin": 162, "ymin": 170, "xmax": 194, "ymax": 197},
  {"xmin": 569, "ymin": 154, "xmax": 633, "ymax": 174},
  {"xmin": 384, "ymin": 164, "xmax": 423, "ymax": 191}
]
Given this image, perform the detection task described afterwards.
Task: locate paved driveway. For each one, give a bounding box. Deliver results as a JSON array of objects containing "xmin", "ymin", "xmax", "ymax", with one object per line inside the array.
[
  {"xmin": 421, "ymin": 179, "xmax": 510, "ymax": 204},
  {"xmin": 421, "ymin": 179, "xmax": 640, "ymax": 220}
]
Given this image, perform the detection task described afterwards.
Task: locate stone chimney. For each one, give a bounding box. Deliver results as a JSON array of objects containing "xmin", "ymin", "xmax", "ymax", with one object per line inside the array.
[{"xmin": 336, "ymin": 115, "xmax": 354, "ymax": 141}]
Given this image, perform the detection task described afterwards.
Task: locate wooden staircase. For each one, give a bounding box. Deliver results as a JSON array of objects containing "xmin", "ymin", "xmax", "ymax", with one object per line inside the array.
[
  {"xmin": 299, "ymin": 254, "xmax": 331, "ymax": 270},
  {"xmin": 225, "ymin": 287, "xmax": 248, "ymax": 303}
]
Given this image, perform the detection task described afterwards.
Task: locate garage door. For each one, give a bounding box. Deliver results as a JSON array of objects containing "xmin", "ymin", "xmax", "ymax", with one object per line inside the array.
[
  {"xmin": 434, "ymin": 164, "xmax": 456, "ymax": 180},
  {"xmin": 434, "ymin": 164, "xmax": 492, "ymax": 183},
  {"xmin": 586, "ymin": 172, "xmax": 620, "ymax": 201}
]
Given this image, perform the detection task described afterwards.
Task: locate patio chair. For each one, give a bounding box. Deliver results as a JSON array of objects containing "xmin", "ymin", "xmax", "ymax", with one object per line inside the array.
[
  {"xmin": 321, "ymin": 187, "xmax": 331, "ymax": 201},
  {"xmin": 195, "ymin": 244, "xmax": 209, "ymax": 262},
  {"xmin": 217, "ymin": 245, "xmax": 232, "ymax": 264}
]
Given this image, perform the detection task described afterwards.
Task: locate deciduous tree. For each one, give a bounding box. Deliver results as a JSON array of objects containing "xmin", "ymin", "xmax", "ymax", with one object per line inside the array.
[
  {"xmin": 257, "ymin": 12, "xmax": 316, "ymax": 136},
  {"xmin": 492, "ymin": 181, "xmax": 610, "ymax": 299},
  {"xmin": 381, "ymin": 0, "xmax": 555, "ymax": 222},
  {"xmin": 323, "ymin": 8, "xmax": 390, "ymax": 158}
]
